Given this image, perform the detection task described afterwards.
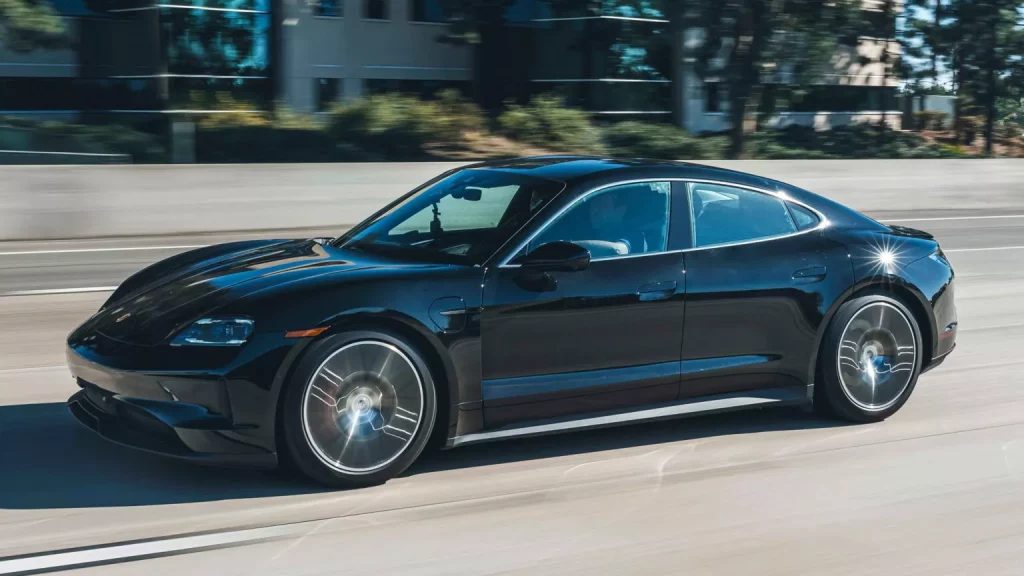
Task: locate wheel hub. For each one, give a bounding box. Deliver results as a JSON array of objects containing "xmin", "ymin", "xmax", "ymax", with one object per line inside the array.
[
  {"xmin": 301, "ymin": 341, "xmax": 424, "ymax": 475},
  {"xmin": 837, "ymin": 302, "xmax": 916, "ymax": 412}
]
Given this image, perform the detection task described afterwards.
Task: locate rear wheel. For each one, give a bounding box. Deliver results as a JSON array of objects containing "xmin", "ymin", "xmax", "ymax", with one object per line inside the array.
[
  {"xmin": 818, "ymin": 295, "xmax": 923, "ymax": 422},
  {"xmin": 282, "ymin": 330, "xmax": 437, "ymax": 488}
]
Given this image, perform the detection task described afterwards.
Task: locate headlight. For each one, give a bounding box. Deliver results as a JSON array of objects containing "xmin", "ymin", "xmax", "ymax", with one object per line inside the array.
[{"xmin": 170, "ymin": 317, "xmax": 254, "ymax": 347}]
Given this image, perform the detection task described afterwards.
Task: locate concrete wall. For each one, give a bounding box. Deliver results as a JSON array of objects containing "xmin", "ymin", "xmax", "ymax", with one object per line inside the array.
[
  {"xmin": 1, "ymin": 160, "xmax": 1021, "ymax": 241},
  {"xmin": 280, "ymin": 0, "xmax": 472, "ymax": 112}
]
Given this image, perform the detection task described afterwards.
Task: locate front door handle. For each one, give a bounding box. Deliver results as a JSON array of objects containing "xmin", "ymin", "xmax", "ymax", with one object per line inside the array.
[
  {"xmin": 638, "ymin": 281, "xmax": 677, "ymax": 301},
  {"xmin": 792, "ymin": 266, "xmax": 827, "ymax": 282}
]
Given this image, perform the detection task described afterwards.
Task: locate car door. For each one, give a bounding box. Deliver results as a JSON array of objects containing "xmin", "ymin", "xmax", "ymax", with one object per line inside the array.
[
  {"xmin": 480, "ymin": 181, "xmax": 688, "ymax": 428},
  {"xmin": 679, "ymin": 181, "xmax": 853, "ymax": 399}
]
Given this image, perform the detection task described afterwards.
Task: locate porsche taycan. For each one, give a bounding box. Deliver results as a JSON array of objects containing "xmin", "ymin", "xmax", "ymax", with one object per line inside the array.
[{"xmin": 66, "ymin": 157, "xmax": 957, "ymax": 487}]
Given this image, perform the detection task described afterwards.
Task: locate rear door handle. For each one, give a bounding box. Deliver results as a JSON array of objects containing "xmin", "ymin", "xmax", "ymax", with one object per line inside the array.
[
  {"xmin": 638, "ymin": 281, "xmax": 677, "ymax": 301},
  {"xmin": 792, "ymin": 266, "xmax": 827, "ymax": 282}
]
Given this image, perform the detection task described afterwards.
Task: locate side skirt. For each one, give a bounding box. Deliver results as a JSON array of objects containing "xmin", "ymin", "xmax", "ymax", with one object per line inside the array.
[{"xmin": 450, "ymin": 386, "xmax": 809, "ymax": 448}]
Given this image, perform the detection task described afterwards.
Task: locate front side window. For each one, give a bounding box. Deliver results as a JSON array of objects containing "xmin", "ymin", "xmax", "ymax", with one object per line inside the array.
[
  {"xmin": 689, "ymin": 183, "xmax": 797, "ymax": 248},
  {"xmin": 338, "ymin": 170, "xmax": 563, "ymax": 265},
  {"xmin": 525, "ymin": 182, "xmax": 671, "ymax": 260}
]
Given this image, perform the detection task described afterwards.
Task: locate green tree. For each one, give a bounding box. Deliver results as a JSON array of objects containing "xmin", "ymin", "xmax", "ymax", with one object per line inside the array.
[
  {"xmin": 678, "ymin": 0, "xmax": 864, "ymax": 158},
  {"xmin": 956, "ymin": 0, "xmax": 1024, "ymax": 154},
  {"xmin": 0, "ymin": 0, "xmax": 67, "ymax": 52}
]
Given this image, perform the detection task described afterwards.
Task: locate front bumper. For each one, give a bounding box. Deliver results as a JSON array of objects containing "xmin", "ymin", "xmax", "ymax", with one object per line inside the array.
[{"xmin": 66, "ymin": 344, "xmax": 277, "ymax": 469}]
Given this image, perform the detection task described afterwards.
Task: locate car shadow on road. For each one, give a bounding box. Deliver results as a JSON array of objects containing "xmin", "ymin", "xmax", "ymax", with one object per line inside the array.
[
  {"xmin": 0, "ymin": 402, "xmax": 850, "ymax": 509},
  {"xmin": 0, "ymin": 402, "xmax": 323, "ymax": 510},
  {"xmin": 409, "ymin": 404, "xmax": 851, "ymax": 476}
]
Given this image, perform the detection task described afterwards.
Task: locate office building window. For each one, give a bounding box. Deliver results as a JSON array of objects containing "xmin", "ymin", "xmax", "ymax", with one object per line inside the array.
[
  {"xmin": 410, "ymin": 0, "xmax": 445, "ymax": 22},
  {"xmin": 160, "ymin": 7, "xmax": 270, "ymax": 77},
  {"xmin": 365, "ymin": 0, "xmax": 389, "ymax": 19},
  {"xmin": 315, "ymin": 0, "xmax": 341, "ymax": 17},
  {"xmin": 706, "ymin": 83, "xmax": 722, "ymax": 113},
  {"xmin": 317, "ymin": 78, "xmax": 339, "ymax": 111}
]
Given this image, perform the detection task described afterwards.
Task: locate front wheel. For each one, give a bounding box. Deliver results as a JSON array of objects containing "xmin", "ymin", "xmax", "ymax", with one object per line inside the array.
[
  {"xmin": 817, "ymin": 295, "xmax": 923, "ymax": 423},
  {"xmin": 281, "ymin": 330, "xmax": 437, "ymax": 488}
]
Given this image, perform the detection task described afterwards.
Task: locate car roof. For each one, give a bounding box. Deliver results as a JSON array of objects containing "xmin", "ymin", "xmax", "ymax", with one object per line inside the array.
[
  {"xmin": 466, "ymin": 155, "xmax": 772, "ymax": 190},
  {"xmin": 464, "ymin": 155, "xmax": 881, "ymax": 231}
]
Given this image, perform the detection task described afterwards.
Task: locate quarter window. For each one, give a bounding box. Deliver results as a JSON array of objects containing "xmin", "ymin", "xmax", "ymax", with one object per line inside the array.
[
  {"xmin": 788, "ymin": 202, "xmax": 820, "ymax": 231},
  {"xmin": 688, "ymin": 183, "xmax": 797, "ymax": 248},
  {"xmin": 526, "ymin": 182, "xmax": 671, "ymax": 260}
]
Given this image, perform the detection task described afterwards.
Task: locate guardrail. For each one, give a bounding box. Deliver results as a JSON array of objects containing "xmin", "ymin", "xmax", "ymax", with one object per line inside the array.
[{"xmin": 1, "ymin": 160, "xmax": 1021, "ymax": 241}]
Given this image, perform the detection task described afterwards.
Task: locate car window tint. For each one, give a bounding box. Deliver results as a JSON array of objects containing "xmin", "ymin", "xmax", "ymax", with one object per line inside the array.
[
  {"xmin": 689, "ymin": 183, "xmax": 797, "ymax": 248},
  {"xmin": 788, "ymin": 202, "xmax": 820, "ymax": 231},
  {"xmin": 528, "ymin": 182, "xmax": 671, "ymax": 260}
]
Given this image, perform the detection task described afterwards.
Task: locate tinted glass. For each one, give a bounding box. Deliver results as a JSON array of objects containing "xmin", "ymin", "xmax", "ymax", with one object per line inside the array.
[
  {"xmin": 160, "ymin": 7, "xmax": 270, "ymax": 77},
  {"xmin": 788, "ymin": 203, "xmax": 820, "ymax": 231},
  {"xmin": 315, "ymin": 0, "xmax": 341, "ymax": 16},
  {"xmin": 317, "ymin": 78, "xmax": 339, "ymax": 111},
  {"xmin": 365, "ymin": 0, "xmax": 388, "ymax": 19},
  {"xmin": 410, "ymin": 0, "xmax": 446, "ymax": 22},
  {"xmin": 528, "ymin": 182, "xmax": 671, "ymax": 260},
  {"xmin": 689, "ymin": 183, "xmax": 797, "ymax": 248},
  {"xmin": 339, "ymin": 170, "xmax": 563, "ymax": 266}
]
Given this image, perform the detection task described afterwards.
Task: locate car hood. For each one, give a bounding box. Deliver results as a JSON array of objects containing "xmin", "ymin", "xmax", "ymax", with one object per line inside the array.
[{"xmin": 82, "ymin": 239, "xmax": 433, "ymax": 345}]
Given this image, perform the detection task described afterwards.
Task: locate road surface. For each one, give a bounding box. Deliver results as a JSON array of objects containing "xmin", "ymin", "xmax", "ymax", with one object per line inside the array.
[{"xmin": 1, "ymin": 209, "xmax": 1023, "ymax": 575}]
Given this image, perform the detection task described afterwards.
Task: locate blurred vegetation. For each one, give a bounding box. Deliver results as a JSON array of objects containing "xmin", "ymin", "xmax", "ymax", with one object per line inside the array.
[
  {"xmin": 0, "ymin": 0, "xmax": 66, "ymax": 53},
  {"xmin": 2, "ymin": 90, "xmax": 1003, "ymax": 163},
  {"xmin": 496, "ymin": 95, "xmax": 606, "ymax": 154},
  {"xmin": 912, "ymin": 110, "xmax": 951, "ymax": 131},
  {"xmin": 749, "ymin": 125, "xmax": 967, "ymax": 159},
  {"xmin": 602, "ymin": 121, "xmax": 724, "ymax": 160},
  {"xmin": 0, "ymin": 116, "xmax": 166, "ymax": 162}
]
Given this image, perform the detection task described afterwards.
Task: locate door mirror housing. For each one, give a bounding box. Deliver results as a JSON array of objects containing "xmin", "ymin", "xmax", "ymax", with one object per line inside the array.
[{"xmin": 517, "ymin": 241, "xmax": 591, "ymax": 272}]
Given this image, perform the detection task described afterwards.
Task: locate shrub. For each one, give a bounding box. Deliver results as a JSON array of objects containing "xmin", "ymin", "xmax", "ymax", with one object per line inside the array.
[
  {"xmin": 913, "ymin": 110, "xmax": 950, "ymax": 131},
  {"xmin": 956, "ymin": 115, "xmax": 983, "ymax": 145},
  {"xmin": 324, "ymin": 92, "xmax": 485, "ymax": 160},
  {"xmin": 602, "ymin": 121, "xmax": 716, "ymax": 160},
  {"xmin": 748, "ymin": 124, "xmax": 963, "ymax": 159},
  {"xmin": 0, "ymin": 116, "xmax": 166, "ymax": 163},
  {"xmin": 496, "ymin": 95, "xmax": 605, "ymax": 153}
]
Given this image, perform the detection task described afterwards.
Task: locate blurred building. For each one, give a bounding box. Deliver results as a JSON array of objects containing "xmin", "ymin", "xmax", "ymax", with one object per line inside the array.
[{"xmin": 1, "ymin": 0, "xmax": 901, "ymax": 131}]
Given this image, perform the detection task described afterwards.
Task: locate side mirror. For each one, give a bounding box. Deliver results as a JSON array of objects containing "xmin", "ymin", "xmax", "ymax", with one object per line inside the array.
[{"xmin": 517, "ymin": 241, "xmax": 591, "ymax": 272}]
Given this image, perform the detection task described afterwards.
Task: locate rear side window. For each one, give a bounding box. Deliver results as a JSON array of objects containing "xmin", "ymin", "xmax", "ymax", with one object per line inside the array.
[
  {"xmin": 688, "ymin": 183, "xmax": 797, "ymax": 248},
  {"xmin": 788, "ymin": 203, "xmax": 820, "ymax": 231}
]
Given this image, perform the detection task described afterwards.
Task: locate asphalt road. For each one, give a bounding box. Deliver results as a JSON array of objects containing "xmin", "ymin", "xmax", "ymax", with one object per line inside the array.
[{"xmin": 1, "ymin": 212, "xmax": 1023, "ymax": 574}]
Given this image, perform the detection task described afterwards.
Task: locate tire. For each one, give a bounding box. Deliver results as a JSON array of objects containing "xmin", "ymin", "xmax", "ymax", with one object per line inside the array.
[
  {"xmin": 281, "ymin": 330, "xmax": 437, "ymax": 488},
  {"xmin": 817, "ymin": 295, "xmax": 923, "ymax": 423}
]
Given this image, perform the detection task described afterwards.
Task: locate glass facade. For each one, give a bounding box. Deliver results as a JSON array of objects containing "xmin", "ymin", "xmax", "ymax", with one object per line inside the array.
[
  {"xmin": 314, "ymin": 0, "xmax": 342, "ymax": 17},
  {"xmin": 317, "ymin": 78, "xmax": 339, "ymax": 111},
  {"xmin": 365, "ymin": 79, "xmax": 471, "ymax": 98},
  {"xmin": 410, "ymin": 0, "xmax": 446, "ymax": 23},
  {"xmin": 365, "ymin": 0, "xmax": 388, "ymax": 20},
  {"xmin": 159, "ymin": 7, "xmax": 270, "ymax": 77},
  {"xmin": 527, "ymin": 1, "xmax": 672, "ymax": 115},
  {"xmin": 0, "ymin": 78, "xmax": 160, "ymax": 111}
]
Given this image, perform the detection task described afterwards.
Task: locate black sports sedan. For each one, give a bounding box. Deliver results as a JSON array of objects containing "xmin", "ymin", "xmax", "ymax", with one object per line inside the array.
[{"xmin": 66, "ymin": 157, "xmax": 957, "ymax": 488}]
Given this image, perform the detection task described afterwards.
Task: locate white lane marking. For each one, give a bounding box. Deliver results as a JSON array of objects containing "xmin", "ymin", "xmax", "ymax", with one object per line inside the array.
[
  {"xmin": 0, "ymin": 522, "xmax": 312, "ymax": 575},
  {"xmin": 944, "ymin": 245, "xmax": 1024, "ymax": 253},
  {"xmin": 0, "ymin": 245, "xmax": 204, "ymax": 257},
  {"xmin": 1, "ymin": 286, "xmax": 117, "ymax": 297},
  {"xmin": 881, "ymin": 214, "xmax": 1024, "ymax": 223}
]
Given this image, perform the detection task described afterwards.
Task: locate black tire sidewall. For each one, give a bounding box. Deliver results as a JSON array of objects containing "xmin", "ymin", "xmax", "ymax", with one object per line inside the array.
[
  {"xmin": 820, "ymin": 295, "xmax": 924, "ymax": 423},
  {"xmin": 281, "ymin": 330, "xmax": 437, "ymax": 488}
]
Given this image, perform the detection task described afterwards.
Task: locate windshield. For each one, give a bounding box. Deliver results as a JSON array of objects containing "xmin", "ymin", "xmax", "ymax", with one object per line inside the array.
[{"xmin": 336, "ymin": 169, "xmax": 564, "ymax": 265}]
